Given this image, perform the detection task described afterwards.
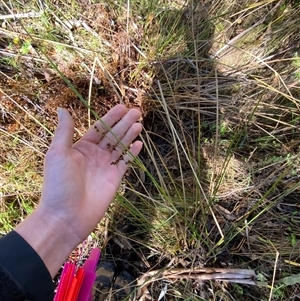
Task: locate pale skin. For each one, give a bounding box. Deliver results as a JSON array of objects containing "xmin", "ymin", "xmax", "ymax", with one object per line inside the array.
[{"xmin": 15, "ymin": 104, "xmax": 143, "ymax": 277}]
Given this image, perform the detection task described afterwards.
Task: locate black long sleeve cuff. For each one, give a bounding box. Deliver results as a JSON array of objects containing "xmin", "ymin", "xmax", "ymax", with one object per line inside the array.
[{"xmin": 0, "ymin": 231, "xmax": 54, "ymax": 301}]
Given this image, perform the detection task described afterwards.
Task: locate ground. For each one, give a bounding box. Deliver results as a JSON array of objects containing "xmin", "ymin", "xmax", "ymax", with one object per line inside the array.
[{"xmin": 1, "ymin": 0, "xmax": 300, "ymax": 300}]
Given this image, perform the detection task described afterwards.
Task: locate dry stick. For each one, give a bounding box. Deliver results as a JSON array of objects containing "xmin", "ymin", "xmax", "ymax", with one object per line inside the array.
[
  {"xmin": 132, "ymin": 43, "xmax": 146, "ymax": 58},
  {"xmin": 88, "ymin": 57, "xmax": 97, "ymax": 128},
  {"xmin": 137, "ymin": 267, "xmax": 256, "ymax": 296},
  {"xmin": 213, "ymin": 18, "xmax": 266, "ymax": 58},
  {"xmin": 95, "ymin": 57, "xmax": 123, "ymax": 103},
  {"xmin": 268, "ymin": 251, "xmax": 280, "ymax": 301},
  {"xmin": 43, "ymin": 2, "xmax": 71, "ymax": 33},
  {"xmin": 45, "ymin": 1, "xmax": 100, "ymax": 42},
  {"xmin": 0, "ymin": 12, "xmax": 43, "ymax": 20}
]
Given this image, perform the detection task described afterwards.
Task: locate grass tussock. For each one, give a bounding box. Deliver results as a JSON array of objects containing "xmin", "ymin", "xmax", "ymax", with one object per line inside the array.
[{"xmin": 1, "ymin": 0, "xmax": 300, "ymax": 300}]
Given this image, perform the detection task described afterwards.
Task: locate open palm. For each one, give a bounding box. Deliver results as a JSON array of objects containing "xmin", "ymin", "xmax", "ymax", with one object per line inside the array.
[{"xmin": 39, "ymin": 105, "xmax": 143, "ymax": 245}]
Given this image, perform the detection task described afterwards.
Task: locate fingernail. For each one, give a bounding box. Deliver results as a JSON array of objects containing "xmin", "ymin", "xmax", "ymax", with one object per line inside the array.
[{"xmin": 57, "ymin": 107, "xmax": 63, "ymax": 119}]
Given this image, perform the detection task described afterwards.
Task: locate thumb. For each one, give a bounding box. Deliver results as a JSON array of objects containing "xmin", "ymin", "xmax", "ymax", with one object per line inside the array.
[{"xmin": 51, "ymin": 108, "xmax": 74, "ymax": 149}]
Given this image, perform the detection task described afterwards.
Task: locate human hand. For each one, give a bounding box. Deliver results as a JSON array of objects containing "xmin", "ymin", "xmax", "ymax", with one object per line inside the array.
[
  {"xmin": 40, "ymin": 104, "xmax": 143, "ymax": 244},
  {"xmin": 15, "ymin": 104, "xmax": 142, "ymax": 277}
]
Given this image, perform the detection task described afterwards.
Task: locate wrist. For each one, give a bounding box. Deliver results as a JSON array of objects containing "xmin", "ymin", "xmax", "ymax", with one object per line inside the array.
[{"xmin": 15, "ymin": 207, "xmax": 79, "ymax": 278}]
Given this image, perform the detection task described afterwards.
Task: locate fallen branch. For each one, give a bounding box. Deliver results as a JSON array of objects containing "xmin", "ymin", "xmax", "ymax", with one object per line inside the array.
[
  {"xmin": 0, "ymin": 12, "xmax": 43, "ymax": 20},
  {"xmin": 137, "ymin": 267, "xmax": 256, "ymax": 300}
]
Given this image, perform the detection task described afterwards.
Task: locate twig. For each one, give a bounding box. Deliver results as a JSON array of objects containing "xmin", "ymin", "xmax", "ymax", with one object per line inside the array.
[
  {"xmin": 268, "ymin": 251, "xmax": 280, "ymax": 301},
  {"xmin": 0, "ymin": 12, "xmax": 43, "ymax": 20},
  {"xmin": 95, "ymin": 57, "xmax": 123, "ymax": 103},
  {"xmin": 88, "ymin": 57, "xmax": 97, "ymax": 128},
  {"xmin": 137, "ymin": 267, "xmax": 257, "ymax": 297},
  {"xmin": 212, "ymin": 18, "xmax": 266, "ymax": 58}
]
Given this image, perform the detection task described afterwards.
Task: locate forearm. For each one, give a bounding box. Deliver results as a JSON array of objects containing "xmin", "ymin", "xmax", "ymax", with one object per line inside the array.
[{"xmin": 15, "ymin": 208, "xmax": 78, "ymax": 278}]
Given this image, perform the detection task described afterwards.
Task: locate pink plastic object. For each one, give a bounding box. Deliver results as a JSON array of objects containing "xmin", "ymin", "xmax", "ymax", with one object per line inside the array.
[
  {"xmin": 54, "ymin": 248, "xmax": 101, "ymax": 301},
  {"xmin": 76, "ymin": 248, "xmax": 101, "ymax": 301},
  {"xmin": 54, "ymin": 263, "xmax": 76, "ymax": 301}
]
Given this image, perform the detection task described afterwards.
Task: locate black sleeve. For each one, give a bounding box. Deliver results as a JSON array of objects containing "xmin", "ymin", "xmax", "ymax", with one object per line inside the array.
[{"xmin": 0, "ymin": 231, "xmax": 54, "ymax": 301}]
